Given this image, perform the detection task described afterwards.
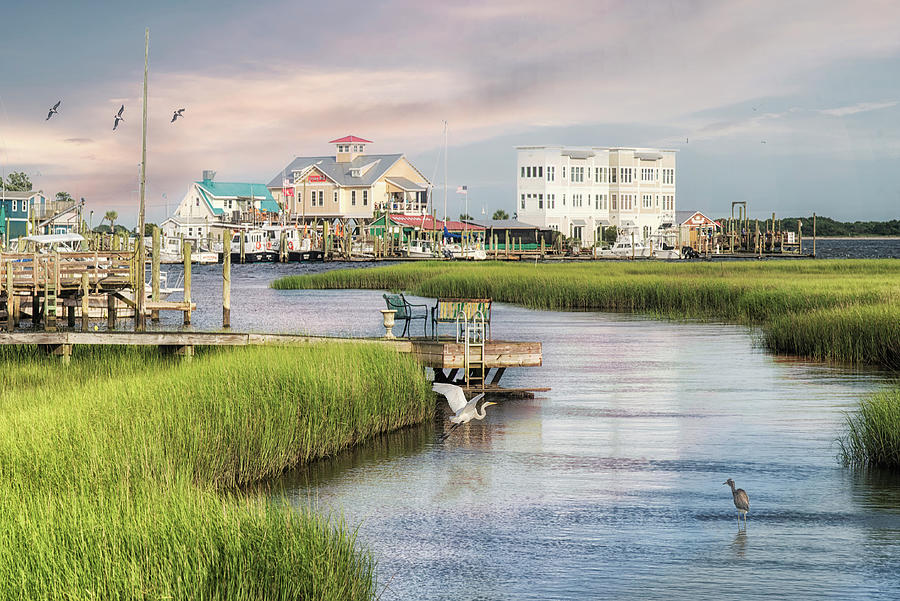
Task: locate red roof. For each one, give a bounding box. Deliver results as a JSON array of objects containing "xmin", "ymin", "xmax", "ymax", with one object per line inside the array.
[
  {"xmin": 329, "ymin": 135, "xmax": 373, "ymax": 144},
  {"xmin": 386, "ymin": 214, "xmax": 484, "ymax": 231}
]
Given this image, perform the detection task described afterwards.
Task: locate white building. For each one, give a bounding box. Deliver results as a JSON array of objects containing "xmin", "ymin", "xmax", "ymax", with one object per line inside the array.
[{"xmin": 515, "ymin": 146, "xmax": 676, "ymax": 245}]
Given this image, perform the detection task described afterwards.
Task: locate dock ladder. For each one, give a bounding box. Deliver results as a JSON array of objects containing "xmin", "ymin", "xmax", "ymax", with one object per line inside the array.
[{"xmin": 457, "ymin": 310, "xmax": 486, "ymax": 390}]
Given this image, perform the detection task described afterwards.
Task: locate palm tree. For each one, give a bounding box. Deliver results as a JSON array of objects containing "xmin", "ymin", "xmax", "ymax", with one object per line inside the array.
[
  {"xmin": 492, "ymin": 209, "xmax": 509, "ymax": 220},
  {"xmin": 104, "ymin": 210, "xmax": 118, "ymax": 231}
]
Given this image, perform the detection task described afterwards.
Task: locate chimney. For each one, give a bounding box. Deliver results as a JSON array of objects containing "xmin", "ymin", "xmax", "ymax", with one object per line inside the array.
[{"xmin": 202, "ymin": 170, "xmax": 216, "ymax": 182}]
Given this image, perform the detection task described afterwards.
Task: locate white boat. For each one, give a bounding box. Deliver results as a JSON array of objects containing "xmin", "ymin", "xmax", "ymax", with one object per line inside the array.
[
  {"xmin": 446, "ymin": 244, "xmax": 487, "ymax": 260},
  {"xmin": 158, "ymin": 235, "xmax": 219, "ymax": 264},
  {"xmin": 595, "ymin": 237, "xmax": 651, "ymax": 258},
  {"xmin": 16, "ymin": 233, "xmax": 86, "ymax": 253},
  {"xmin": 403, "ymin": 240, "xmax": 437, "ymax": 258},
  {"xmin": 648, "ymin": 232, "xmax": 682, "ymax": 260}
]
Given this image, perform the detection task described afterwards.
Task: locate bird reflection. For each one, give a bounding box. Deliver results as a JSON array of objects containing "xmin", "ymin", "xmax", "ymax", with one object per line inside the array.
[{"xmin": 731, "ymin": 530, "xmax": 747, "ymax": 559}]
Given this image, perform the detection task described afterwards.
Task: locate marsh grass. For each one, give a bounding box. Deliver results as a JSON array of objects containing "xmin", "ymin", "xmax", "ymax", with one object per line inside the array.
[
  {"xmin": 0, "ymin": 343, "xmax": 429, "ymax": 599},
  {"xmin": 840, "ymin": 388, "xmax": 900, "ymax": 469}
]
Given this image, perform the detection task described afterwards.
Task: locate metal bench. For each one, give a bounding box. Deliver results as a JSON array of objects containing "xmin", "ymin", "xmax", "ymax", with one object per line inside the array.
[
  {"xmin": 383, "ymin": 293, "xmax": 428, "ymax": 338},
  {"xmin": 431, "ymin": 298, "xmax": 492, "ymax": 340}
]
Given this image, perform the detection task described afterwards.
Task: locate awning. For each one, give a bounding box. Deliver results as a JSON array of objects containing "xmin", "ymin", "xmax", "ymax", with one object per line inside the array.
[
  {"xmin": 385, "ymin": 177, "xmax": 427, "ymax": 192},
  {"xmin": 571, "ymin": 219, "xmax": 587, "ymax": 226}
]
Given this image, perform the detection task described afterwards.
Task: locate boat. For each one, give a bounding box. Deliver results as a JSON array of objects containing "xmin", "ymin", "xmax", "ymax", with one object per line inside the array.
[
  {"xmin": 158, "ymin": 235, "xmax": 218, "ymax": 264},
  {"xmin": 403, "ymin": 240, "xmax": 437, "ymax": 258},
  {"xmin": 15, "ymin": 233, "xmax": 86, "ymax": 253},
  {"xmin": 445, "ymin": 243, "xmax": 487, "ymax": 260},
  {"xmin": 648, "ymin": 232, "xmax": 682, "ymax": 260},
  {"xmin": 594, "ymin": 237, "xmax": 651, "ymax": 258}
]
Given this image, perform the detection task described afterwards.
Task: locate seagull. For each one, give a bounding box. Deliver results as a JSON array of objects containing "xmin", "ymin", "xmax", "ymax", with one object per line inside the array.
[
  {"xmin": 432, "ymin": 383, "xmax": 497, "ymax": 441},
  {"xmin": 171, "ymin": 108, "xmax": 185, "ymax": 123},
  {"xmin": 113, "ymin": 105, "xmax": 125, "ymax": 131},
  {"xmin": 46, "ymin": 100, "xmax": 61, "ymax": 121}
]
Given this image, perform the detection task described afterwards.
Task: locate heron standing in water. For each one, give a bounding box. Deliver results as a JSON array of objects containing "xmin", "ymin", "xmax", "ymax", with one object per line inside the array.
[{"xmin": 724, "ymin": 478, "xmax": 750, "ymax": 528}]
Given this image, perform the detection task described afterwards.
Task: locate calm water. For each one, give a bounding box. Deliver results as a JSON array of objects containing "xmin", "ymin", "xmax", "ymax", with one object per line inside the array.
[
  {"xmin": 149, "ymin": 260, "xmax": 900, "ymax": 600},
  {"xmin": 803, "ymin": 238, "xmax": 900, "ymax": 259}
]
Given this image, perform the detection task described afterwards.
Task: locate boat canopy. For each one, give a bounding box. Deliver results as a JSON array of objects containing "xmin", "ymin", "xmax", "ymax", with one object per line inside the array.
[{"xmin": 22, "ymin": 233, "xmax": 86, "ymax": 245}]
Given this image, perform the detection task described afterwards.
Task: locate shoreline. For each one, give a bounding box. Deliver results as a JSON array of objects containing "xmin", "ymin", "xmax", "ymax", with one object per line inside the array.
[{"xmin": 810, "ymin": 236, "xmax": 900, "ymax": 240}]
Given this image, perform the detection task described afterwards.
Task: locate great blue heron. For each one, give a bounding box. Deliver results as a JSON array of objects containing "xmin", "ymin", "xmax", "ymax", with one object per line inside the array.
[
  {"xmin": 432, "ymin": 383, "xmax": 496, "ymax": 441},
  {"xmin": 46, "ymin": 100, "xmax": 61, "ymax": 120},
  {"xmin": 113, "ymin": 105, "xmax": 125, "ymax": 131},
  {"xmin": 724, "ymin": 478, "xmax": 750, "ymax": 527}
]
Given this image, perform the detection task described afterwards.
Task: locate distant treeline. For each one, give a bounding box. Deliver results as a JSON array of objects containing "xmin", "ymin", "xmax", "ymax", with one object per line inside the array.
[{"xmin": 715, "ymin": 216, "xmax": 900, "ymax": 237}]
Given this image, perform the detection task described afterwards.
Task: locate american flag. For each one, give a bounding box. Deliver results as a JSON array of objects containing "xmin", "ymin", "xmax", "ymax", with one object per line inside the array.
[{"xmin": 456, "ymin": 185, "xmax": 467, "ymax": 194}]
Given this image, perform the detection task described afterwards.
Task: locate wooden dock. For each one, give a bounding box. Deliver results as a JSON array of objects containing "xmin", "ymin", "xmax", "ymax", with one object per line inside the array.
[{"xmin": 0, "ymin": 330, "xmax": 540, "ymax": 370}]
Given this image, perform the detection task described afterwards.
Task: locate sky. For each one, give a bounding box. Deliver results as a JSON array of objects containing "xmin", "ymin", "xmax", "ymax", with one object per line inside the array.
[{"xmin": 1, "ymin": 0, "xmax": 899, "ymax": 225}]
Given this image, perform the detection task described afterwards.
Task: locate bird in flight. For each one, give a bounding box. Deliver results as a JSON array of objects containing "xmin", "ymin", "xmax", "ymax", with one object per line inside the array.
[
  {"xmin": 46, "ymin": 100, "xmax": 61, "ymax": 121},
  {"xmin": 723, "ymin": 478, "xmax": 750, "ymax": 528},
  {"xmin": 171, "ymin": 108, "xmax": 185, "ymax": 123},
  {"xmin": 113, "ymin": 105, "xmax": 125, "ymax": 131},
  {"xmin": 432, "ymin": 383, "xmax": 497, "ymax": 441}
]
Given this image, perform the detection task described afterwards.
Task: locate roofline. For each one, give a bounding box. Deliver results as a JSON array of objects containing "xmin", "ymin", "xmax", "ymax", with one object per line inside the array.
[
  {"xmin": 329, "ymin": 135, "xmax": 373, "ymax": 144},
  {"xmin": 514, "ymin": 145, "xmax": 678, "ymax": 153}
]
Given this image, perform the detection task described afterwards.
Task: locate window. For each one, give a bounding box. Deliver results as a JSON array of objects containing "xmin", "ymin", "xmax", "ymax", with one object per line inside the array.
[
  {"xmin": 195, "ymin": 198, "xmax": 200, "ymax": 206},
  {"xmin": 562, "ymin": 194, "xmax": 566, "ymax": 206},
  {"xmin": 521, "ymin": 194, "xmax": 525, "ymax": 209},
  {"xmin": 363, "ymin": 190, "xmax": 368, "ymax": 206},
  {"xmin": 319, "ymin": 190, "xmax": 324, "ymax": 206},
  {"xmin": 538, "ymin": 166, "xmax": 543, "ymax": 177},
  {"xmin": 611, "ymin": 168, "xmax": 617, "ymax": 183},
  {"xmin": 11, "ymin": 200, "xmax": 17, "ymax": 211},
  {"xmin": 538, "ymin": 195, "xmax": 543, "ymax": 209},
  {"xmin": 521, "ymin": 166, "xmax": 526, "ymax": 178},
  {"xmin": 547, "ymin": 166, "xmax": 555, "ymax": 182},
  {"xmin": 562, "ymin": 166, "xmax": 566, "ymax": 179},
  {"xmin": 527, "ymin": 166, "xmax": 531, "ymax": 177},
  {"xmin": 334, "ymin": 191, "xmax": 338, "ymax": 203},
  {"xmin": 612, "ymin": 194, "xmax": 617, "ymax": 210},
  {"xmin": 351, "ymin": 190, "xmax": 356, "ymax": 206}
]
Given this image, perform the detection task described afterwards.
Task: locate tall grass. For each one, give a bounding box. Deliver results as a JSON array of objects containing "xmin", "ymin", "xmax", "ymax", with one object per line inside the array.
[
  {"xmin": 0, "ymin": 344, "xmax": 430, "ymax": 599},
  {"xmin": 840, "ymin": 388, "xmax": 900, "ymax": 469}
]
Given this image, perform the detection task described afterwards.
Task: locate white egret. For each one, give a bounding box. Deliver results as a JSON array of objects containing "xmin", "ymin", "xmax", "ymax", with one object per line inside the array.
[
  {"xmin": 723, "ymin": 478, "xmax": 750, "ymax": 528},
  {"xmin": 432, "ymin": 383, "xmax": 496, "ymax": 441}
]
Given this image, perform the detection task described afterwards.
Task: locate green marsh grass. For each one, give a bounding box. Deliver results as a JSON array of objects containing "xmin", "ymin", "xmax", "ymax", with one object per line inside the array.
[
  {"xmin": 840, "ymin": 388, "xmax": 900, "ymax": 469},
  {"xmin": 0, "ymin": 343, "xmax": 430, "ymax": 599}
]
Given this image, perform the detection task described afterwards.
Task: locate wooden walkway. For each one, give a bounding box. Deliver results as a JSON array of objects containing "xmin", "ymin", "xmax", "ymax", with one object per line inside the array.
[{"xmin": 0, "ymin": 331, "xmax": 541, "ymax": 370}]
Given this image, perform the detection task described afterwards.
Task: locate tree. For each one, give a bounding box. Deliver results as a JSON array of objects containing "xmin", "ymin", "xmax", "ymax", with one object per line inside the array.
[
  {"xmin": 492, "ymin": 209, "xmax": 509, "ymax": 220},
  {"xmin": 104, "ymin": 210, "xmax": 118, "ymax": 231},
  {"xmin": 143, "ymin": 222, "xmax": 158, "ymax": 237},
  {"xmin": 459, "ymin": 213, "xmax": 473, "ymax": 221},
  {"xmin": 3, "ymin": 171, "xmax": 32, "ymax": 191},
  {"xmin": 55, "ymin": 191, "xmax": 74, "ymax": 203},
  {"xmin": 602, "ymin": 227, "xmax": 618, "ymax": 244}
]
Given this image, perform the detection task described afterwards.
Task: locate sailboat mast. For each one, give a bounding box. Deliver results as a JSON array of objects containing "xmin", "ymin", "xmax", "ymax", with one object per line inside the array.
[
  {"xmin": 136, "ymin": 27, "xmax": 149, "ymax": 331},
  {"xmin": 443, "ymin": 120, "xmax": 448, "ymax": 222}
]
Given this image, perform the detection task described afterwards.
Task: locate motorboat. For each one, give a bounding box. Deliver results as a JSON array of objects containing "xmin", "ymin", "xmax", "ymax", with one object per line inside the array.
[
  {"xmin": 403, "ymin": 240, "xmax": 437, "ymax": 258},
  {"xmin": 445, "ymin": 244, "xmax": 487, "ymax": 260},
  {"xmin": 594, "ymin": 237, "xmax": 651, "ymax": 258}
]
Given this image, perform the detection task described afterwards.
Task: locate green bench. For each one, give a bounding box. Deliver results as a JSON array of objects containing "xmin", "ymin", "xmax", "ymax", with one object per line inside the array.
[
  {"xmin": 431, "ymin": 298, "xmax": 492, "ymax": 340},
  {"xmin": 383, "ymin": 293, "xmax": 428, "ymax": 338}
]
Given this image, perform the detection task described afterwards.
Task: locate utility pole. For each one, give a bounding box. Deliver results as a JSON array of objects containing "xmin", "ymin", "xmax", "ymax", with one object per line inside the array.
[{"xmin": 135, "ymin": 27, "xmax": 149, "ymax": 331}]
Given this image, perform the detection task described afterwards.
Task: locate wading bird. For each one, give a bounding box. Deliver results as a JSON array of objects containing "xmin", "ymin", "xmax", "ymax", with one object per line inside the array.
[
  {"xmin": 171, "ymin": 108, "xmax": 185, "ymax": 123},
  {"xmin": 724, "ymin": 478, "xmax": 750, "ymax": 527},
  {"xmin": 432, "ymin": 383, "xmax": 496, "ymax": 441},
  {"xmin": 46, "ymin": 100, "xmax": 61, "ymax": 120},
  {"xmin": 113, "ymin": 105, "xmax": 125, "ymax": 130}
]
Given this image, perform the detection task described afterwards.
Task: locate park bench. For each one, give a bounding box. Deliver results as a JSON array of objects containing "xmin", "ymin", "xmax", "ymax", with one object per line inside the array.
[
  {"xmin": 383, "ymin": 293, "xmax": 428, "ymax": 338},
  {"xmin": 431, "ymin": 298, "xmax": 492, "ymax": 341}
]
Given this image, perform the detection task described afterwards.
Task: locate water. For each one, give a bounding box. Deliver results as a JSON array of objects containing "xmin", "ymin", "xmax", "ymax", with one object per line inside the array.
[
  {"xmin": 802, "ymin": 238, "xmax": 900, "ymax": 259},
  {"xmin": 149, "ymin": 261, "xmax": 900, "ymax": 599}
]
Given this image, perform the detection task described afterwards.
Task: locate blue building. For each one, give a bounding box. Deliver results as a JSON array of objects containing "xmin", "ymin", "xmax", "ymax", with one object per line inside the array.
[{"xmin": 0, "ymin": 190, "xmax": 35, "ymax": 241}]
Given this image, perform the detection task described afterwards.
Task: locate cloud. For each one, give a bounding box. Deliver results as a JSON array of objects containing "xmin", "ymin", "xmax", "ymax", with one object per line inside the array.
[
  {"xmin": 819, "ymin": 101, "xmax": 898, "ymax": 116},
  {"xmin": 63, "ymin": 137, "xmax": 94, "ymax": 145}
]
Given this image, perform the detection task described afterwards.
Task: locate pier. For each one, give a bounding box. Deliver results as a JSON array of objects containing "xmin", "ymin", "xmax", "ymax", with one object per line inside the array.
[{"xmin": 0, "ymin": 331, "xmax": 542, "ymax": 393}]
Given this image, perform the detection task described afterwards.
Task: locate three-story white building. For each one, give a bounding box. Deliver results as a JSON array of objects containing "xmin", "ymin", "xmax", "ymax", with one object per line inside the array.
[{"xmin": 515, "ymin": 146, "xmax": 676, "ymax": 246}]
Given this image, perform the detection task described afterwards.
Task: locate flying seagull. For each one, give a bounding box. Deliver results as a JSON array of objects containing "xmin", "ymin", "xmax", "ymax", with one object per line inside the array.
[
  {"xmin": 113, "ymin": 105, "xmax": 125, "ymax": 131},
  {"xmin": 171, "ymin": 108, "xmax": 185, "ymax": 123},
  {"xmin": 46, "ymin": 100, "xmax": 61, "ymax": 121}
]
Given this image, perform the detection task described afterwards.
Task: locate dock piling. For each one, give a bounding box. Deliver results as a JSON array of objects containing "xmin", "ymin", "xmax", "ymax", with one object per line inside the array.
[
  {"xmin": 107, "ymin": 294, "xmax": 116, "ymax": 330},
  {"xmin": 223, "ymin": 233, "xmax": 231, "ymax": 328},
  {"xmin": 81, "ymin": 272, "xmax": 89, "ymax": 331},
  {"xmin": 183, "ymin": 241, "xmax": 192, "ymax": 325},
  {"xmin": 151, "ymin": 225, "xmax": 160, "ymax": 321}
]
